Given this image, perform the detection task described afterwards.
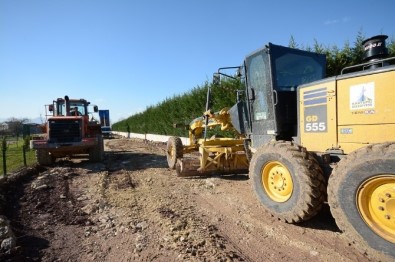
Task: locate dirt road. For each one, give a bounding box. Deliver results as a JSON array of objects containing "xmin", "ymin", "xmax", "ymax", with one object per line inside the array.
[{"xmin": 0, "ymin": 138, "xmax": 377, "ymax": 261}]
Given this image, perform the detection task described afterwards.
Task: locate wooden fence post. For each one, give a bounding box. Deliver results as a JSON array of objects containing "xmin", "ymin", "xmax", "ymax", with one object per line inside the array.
[
  {"xmin": 2, "ymin": 137, "xmax": 6, "ymax": 176},
  {"xmin": 23, "ymin": 145, "xmax": 27, "ymax": 167}
]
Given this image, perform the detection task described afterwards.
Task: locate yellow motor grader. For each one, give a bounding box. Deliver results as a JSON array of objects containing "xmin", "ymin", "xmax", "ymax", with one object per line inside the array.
[{"xmin": 166, "ymin": 35, "xmax": 395, "ymax": 260}]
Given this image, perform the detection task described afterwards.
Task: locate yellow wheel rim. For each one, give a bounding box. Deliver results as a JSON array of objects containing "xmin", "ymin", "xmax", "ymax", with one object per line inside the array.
[
  {"xmin": 262, "ymin": 161, "xmax": 293, "ymax": 202},
  {"xmin": 357, "ymin": 175, "xmax": 395, "ymax": 243}
]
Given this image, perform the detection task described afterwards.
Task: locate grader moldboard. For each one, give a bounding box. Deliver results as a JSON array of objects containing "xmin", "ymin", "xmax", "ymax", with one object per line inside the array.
[{"xmin": 166, "ymin": 35, "xmax": 395, "ymax": 260}]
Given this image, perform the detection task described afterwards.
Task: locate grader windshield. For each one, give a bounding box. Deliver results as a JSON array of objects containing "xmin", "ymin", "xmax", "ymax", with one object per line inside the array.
[{"xmin": 273, "ymin": 51, "xmax": 326, "ymax": 90}]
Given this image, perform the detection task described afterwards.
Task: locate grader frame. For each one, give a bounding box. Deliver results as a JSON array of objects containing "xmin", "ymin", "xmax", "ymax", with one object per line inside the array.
[{"xmin": 167, "ymin": 107, "xmax": 249, "ymax": 177}]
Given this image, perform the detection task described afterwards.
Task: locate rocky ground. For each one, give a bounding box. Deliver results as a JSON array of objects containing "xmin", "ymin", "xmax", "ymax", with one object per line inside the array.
[{"xmin": 0, "ymin": 138, "xmax": 383, "ymax": 261}]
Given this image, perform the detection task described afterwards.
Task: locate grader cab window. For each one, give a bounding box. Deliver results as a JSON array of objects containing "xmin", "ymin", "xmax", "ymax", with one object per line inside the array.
[
  {"xmin": 272, "ymin": 51, "xmax": 326, "ymax": 91},
  {"xmin": 246, "ymin": 51, "xmax": 271, "ymax": 121}
]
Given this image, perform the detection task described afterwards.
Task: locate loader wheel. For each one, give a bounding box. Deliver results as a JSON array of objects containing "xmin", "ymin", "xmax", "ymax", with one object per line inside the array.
[
  {"xmin": 250, "ymin": 141, "xmax": 326, "ymax": 223},
  {"xmin": 166, "ymin": 136, "xmax": 183, "ymax": 169},
  {"xmin": 89, "ymin": 135, "xmax": 104, "ymax": 162},
  {"xmin": 36, "ymin": 149, "xmax": 53, "ymax": 166},
  {"xmin": 328, "ymin": 143, "xmax": 395, "ymax": 260}
]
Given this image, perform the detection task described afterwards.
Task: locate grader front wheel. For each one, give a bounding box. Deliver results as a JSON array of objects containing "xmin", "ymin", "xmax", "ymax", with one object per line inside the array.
[
  {"xmin": 166, "ymin": 136, "xmax": 183, "ymax": 169},
  {"xmin": 328, "ymin": 143, "xmax": 395, "ymax": 260}
]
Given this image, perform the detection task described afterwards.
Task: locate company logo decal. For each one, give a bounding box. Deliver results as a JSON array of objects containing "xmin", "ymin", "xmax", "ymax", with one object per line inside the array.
[{"xmin": 350, "ymin": 82, "xmax": 375, "ymax": 110}]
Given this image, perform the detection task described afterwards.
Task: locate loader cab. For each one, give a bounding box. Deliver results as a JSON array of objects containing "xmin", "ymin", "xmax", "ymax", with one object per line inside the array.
[
  {"xmin": 244, "ymin": 43, "xmax": 326, "ymax": 148},
  {"xmin": 54, "ymin": 97, "xmax": 91, "ymax": 117}
]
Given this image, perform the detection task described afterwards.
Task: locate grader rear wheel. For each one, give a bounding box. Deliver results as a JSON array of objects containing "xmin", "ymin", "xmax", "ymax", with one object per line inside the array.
[
  {"xmin": 328, "ymin": 143, "xmax": 395, "ymax": 261},
  {"xmin": 166, "ymin": 136, "xmax": 183, "ymax": 169},
  {"xmin": 250, "ymin": 141, "xmax": 326, "ymax": 223},
  {"xmin": 358, "ymin": 176, "xmax": 395, "ymax": 244},
  {"xmin": 261, "ymin": 161, "xmax": 293, "ymax": 202}
]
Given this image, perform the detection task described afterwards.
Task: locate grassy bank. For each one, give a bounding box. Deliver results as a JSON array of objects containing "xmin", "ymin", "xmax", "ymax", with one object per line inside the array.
[{"xmin": 0, "ymin": 137, "xmax": 36, "ymax": 176}]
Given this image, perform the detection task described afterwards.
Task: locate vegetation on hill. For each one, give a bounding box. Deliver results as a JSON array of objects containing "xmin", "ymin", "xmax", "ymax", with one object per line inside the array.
[
  {"xmin": 112, "ymin": 33, "xmax": 395, "ymax": 136},
  {"xmin": 113, "ymin": 79, "xmax": 241, "ymax": 137}
]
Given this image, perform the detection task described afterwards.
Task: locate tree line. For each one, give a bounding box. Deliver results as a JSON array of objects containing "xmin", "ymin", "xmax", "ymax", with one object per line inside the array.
[
  {"xmin": 0, "ymin": 118, "xmax": 29, "ymax": 139},
  {"xmin": 112, "ymin": 33, "xmax": 395, "ymax": 136},
  {"xmin": 113, "ymin": 79, "xmax": 241, "ymax": 137}
]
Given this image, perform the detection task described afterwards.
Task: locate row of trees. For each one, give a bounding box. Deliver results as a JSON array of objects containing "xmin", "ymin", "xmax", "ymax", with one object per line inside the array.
[
  {"xmin": 113, "ymin": 79, "xmax": 241, "ymax": 137},
  {"xmin": 113, "ymin": 33, "xmax": 395, "ymax": 136},
  {"xmin": 0, "ymin": 118, "xmax": 29, "ymax": 139},
  {"xmin": 289, "ymin": 32, "xmax": 395, "ymax": 76}
]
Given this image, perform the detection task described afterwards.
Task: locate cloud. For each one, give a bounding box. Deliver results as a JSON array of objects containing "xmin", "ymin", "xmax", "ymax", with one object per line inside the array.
[
  {"xmin": 324, "ymin": 19, "xmax": 339, "ymax": 25},
  {"xmin": 342, "ymin": 17, "xmax": 351, "ymax": 23},
  {"xmin": 324, "ymin": 17, "xmax": 351, "ymax": 25}
]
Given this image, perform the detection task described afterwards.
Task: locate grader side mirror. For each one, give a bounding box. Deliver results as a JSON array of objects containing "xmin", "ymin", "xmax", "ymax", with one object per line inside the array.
[
  {"xmin": 93, "ymin": 105, "xmax": 98, "ymax": 112},
  {"xmin": 213, "ymin": 73, "xmax": 220, "ymax": 85},
  {"xmin": 236, "ymin": 67, "xmax": 243, "ymax": 77},
  {"xmin": 48, "ymin": 104, "xmax": 54, "ymax": 112}
]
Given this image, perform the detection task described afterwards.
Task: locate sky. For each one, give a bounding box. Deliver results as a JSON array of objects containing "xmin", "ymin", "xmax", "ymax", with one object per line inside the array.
[{"xmin": 1, "ymin": 0, "xmax": 394, "ymax": 124}]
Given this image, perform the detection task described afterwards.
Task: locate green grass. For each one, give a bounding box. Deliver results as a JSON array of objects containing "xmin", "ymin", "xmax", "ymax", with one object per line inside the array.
[{"xmin": 0, "ymin": 137, "xmax": 36, "ymax": 176}]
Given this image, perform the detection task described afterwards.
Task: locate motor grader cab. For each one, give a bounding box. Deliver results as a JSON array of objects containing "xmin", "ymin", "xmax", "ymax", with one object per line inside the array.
[
  {"xmin": 30, "ymin": 95, "xmax": 104, "ymax": 165},
  {"xmin": 226, "ymin": 43, "xmax": 327, "ymax": 146},
  {"xmin": 167, "ymin": 35, "xmax": 395, "ymax": 260}
]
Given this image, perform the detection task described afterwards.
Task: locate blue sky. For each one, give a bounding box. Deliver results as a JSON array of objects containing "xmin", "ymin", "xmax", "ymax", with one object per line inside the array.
[{"xmin": 1, "ymin": 0, "xmax": 394, "ymax": 123}]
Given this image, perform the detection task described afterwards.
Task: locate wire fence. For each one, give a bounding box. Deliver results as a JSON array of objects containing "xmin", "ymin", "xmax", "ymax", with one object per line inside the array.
[{"xmin": 1, "ymin": 137, "xmax": 36, "ymax": 177}]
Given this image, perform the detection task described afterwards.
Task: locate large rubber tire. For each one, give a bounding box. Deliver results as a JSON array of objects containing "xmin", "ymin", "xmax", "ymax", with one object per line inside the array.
[
  {"xmin": 36, "ymin": 149, "xmax": 53, "ymax": 166},
  {"xmin": 243, "ymin": 139, "xmax": 252, "ymax": 162},
  {"xmin": 166, "ymin": 136, "xmax": 183, "ymax": 169},
  {"xmin": 250, "ymin": 141, "xmax": 326, "ymax": 223},
  {"xmin": 89, "ymin": 135, "xmax": 104, "ymax": 162},
  {"xmin": 328, "ymin": 143, "xmax": 395, "ymax": 261}
]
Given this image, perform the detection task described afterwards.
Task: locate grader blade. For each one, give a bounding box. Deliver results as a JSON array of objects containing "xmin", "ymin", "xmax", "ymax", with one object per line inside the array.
[
  {"xmin": 175, "ymin": 147, "xmax": 249, "ymax": 177},
  {"xmin": 175, "ymin": 158, "xmax": 201, "ymax": 177}
]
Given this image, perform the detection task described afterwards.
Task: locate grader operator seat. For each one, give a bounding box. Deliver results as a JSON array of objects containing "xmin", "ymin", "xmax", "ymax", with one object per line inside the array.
[{"xmin": 243, "ymin": 43, "xmax": 326, "ymax": 148}]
